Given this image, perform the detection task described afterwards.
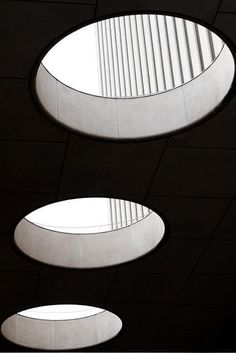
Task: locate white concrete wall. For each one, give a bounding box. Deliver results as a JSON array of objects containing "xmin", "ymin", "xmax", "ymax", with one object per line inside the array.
[
  {"xmin": 1, "ymin": 310, "xmax": 122, "ymax": 350},
  {"xmin": 14, "ymin": 211, "xmax": 165, "ymax": 268},
  {"xmin": 36, "ymin": 45, "xmax": 234, "ymax": 139}
]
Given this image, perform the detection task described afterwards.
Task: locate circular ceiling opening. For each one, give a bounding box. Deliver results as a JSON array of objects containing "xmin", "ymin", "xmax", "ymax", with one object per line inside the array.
[
  {"xmin": 1, "ymin": 304, "xmax": 122, "ymax": 350},
  {"xmin": 35, "ymin": 14, "xmax": 235, "ymax": 139},
  {"xmin": 14, "ymin": 197, "xmax": 165, "ymax": 268}
]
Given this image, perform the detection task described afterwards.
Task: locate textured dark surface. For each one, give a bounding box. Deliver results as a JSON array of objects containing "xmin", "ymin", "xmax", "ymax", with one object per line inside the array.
[{"xmin": 0, "ymin": 0, "xmax": 236, "ymax": 351}]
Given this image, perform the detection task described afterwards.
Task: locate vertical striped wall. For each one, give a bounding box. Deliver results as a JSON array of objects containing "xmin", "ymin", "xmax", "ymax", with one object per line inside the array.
[
  {"xmin": 97, "ymin": 14, "xmax": 223, "ymax": 97},
  {"xmin": 109, "ymin": 199, "xmax": 151, "ymax": 230}
]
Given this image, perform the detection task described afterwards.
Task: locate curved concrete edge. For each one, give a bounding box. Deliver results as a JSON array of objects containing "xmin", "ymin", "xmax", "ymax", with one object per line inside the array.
[
  {"xmin": 1, "ymin": 310, "xmax": 122, "ymax": 350},
  {"xmin": 14, "ymin": 211, "xmax": 165, "ymax": 268},
  {"xmin": 35, "ymin": 45, "xmax": 235, "ymax": 139}
]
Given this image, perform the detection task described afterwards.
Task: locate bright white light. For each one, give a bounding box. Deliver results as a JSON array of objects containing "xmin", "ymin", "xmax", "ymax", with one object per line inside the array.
[
  {"xmin": 26, "ymin": 198, "xmax": 111, "ymax": 234},
  {"xmin": 42, "ymin": 24, "xmax": 100, "ymax": 95},
  {"xmin": 18, "ymin": 305, "xmax": 104, "ymax": 321}
]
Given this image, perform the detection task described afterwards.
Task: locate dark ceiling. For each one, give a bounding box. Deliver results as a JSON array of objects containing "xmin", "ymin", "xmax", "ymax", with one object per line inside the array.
[{"xmin": 1, "ymin": 0, "xmax": 236, "ymax": 351}]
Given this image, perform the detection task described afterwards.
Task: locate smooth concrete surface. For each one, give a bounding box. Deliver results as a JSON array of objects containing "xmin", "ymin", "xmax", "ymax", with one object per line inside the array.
[
  {"xmin": 36, "ymin": 45, "xmax": 234, "ymax": 139},
  {"xmin": 14, "ymin": 211, "xmax": 165, "ymax": 268},
  {"xmin": 1, "ymin": 309, "xmax": 122, "ymax": 350}
]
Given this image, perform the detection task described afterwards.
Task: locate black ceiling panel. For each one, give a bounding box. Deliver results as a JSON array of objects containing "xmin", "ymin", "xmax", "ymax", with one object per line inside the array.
[
  {"xmin": 214, "ymin": 199, "xmax": 236, "ymax": 239},
  {"xmin": 149, "ymin": 147, "xmax": 236, "ymax": 198},
  {"xmin": 0, "ymin": 236, "xmax": 40, "ymax": 272},
  {"xmin": 37, "ymin": 267, "xmax": 116, "ymax": 306},
  {"xmin": 195, "ymin": 239, "xmax": 236, "ymax": 274},
  {"xmin": 58, "ymin": 134, "xmax": 166, "ymax": 200},
  {"xmin": 214, "ymin": 13, "xmax": 236, "ymax": 46},
  {"xmin": 0, "ymin": 78, "xmax": 67, "ymax": 142},
  {"xmin": 0, "ymin": 272, "xmax": 39, "ymax": 302},
  {"xmin": 106, "ymin": 273, "xmax": 187, "ymax": 305},
  {"xmin": 146, "ymin": 196, "xmax": 229, "ymax": 238},
  {"xmin": 94, "ymin": 329, "xmax": 157, "ymax": 352},
  {"xmin": 95, "ymin": 0, "xmax": 220, "ymax": 23},
  {"xmin": 150, "ymin": 329, "xmax": 217, "ymax": 350},
  {"xmin": 32, "ymin": 0, "xmax": 96, "ymax": 3},
  {"xmin": 220, "ymin": 0, "xmax": 236, "ymax": 13},
  {"xmin": 162, "ymin": 305, "xmax": 234, "ymax": 331},
  {"xmin": 0, "ymin": 191, "xmax": 56, "ymax": 234},
  {"xmin": 178, "ymin": 275, "xmax": 236, "ymax": 305},
  {"xmin": 0, "ymin": 141, "xmax": 65, "ymax": 192},
  {"xmin": 105, "ymin": 303, "xmax": 170, "ymax": 331},
  {"xmin": 119, "ymin": 238, "xmax": 207, "ymax": 274}
]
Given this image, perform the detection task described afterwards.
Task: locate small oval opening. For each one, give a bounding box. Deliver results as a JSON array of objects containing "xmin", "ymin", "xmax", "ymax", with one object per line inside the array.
[{"xmin": 1, "ymin": 304, "xmax": 122, "ymax": 350}]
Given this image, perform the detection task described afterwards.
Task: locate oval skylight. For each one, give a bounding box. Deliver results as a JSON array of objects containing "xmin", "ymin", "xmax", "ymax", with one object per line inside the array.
[
  {"xmin": 36, "ymin": 14, "xmax": 234, "ymax": 139},
  {"xmin": 1, "ymin": 304, "xmax": 122, "ymax": 350},
  {"xmin": 14, "ymin": 197, "xmax": 165, "ymax": 268}
]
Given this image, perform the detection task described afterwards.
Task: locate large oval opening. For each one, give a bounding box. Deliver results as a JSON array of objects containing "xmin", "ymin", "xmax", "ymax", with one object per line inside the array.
[{"xmin": 35, "ymin": 14, "xmax": 235, "ymax": 139}]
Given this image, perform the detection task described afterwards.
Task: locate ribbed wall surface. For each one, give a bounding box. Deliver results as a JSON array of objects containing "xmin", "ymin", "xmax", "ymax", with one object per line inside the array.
[
  {"xmin": 97, "ymin": 14, "xmax": 223, "ymax": 97},
  {"xmin": 109, "ymin": 199, "xmax": 151, "ymax": 230}
]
